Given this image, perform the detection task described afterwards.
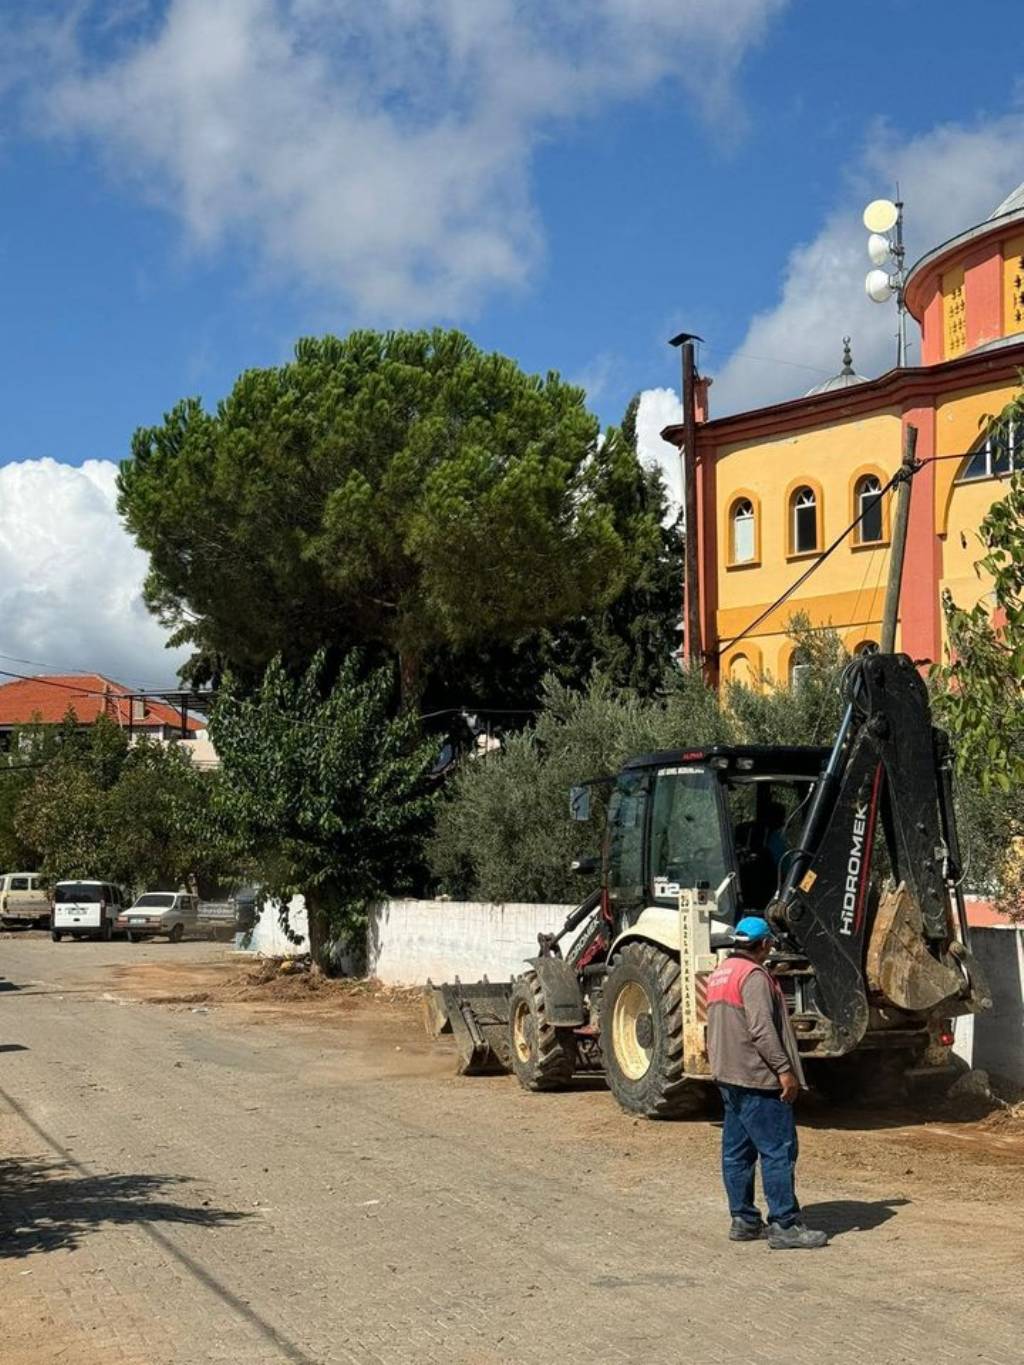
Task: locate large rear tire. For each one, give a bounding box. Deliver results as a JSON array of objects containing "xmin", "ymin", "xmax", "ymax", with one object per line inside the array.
[
  {"xmin": 600, "ymin": 941, "xmax": 702, "ymax": 1119},
  {"xmin": 508, "ymin": 970, "xmax": 578, "ymax": 1092}
]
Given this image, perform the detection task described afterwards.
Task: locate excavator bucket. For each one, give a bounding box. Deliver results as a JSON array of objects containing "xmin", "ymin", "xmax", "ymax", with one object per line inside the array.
[
  {"xmin": 422, "ymin": 978, "xmax": 514, "ymax": 1075},
  {"xmin": 866, "ymin": 883, "xmax": 992, "ymax": 1015}
]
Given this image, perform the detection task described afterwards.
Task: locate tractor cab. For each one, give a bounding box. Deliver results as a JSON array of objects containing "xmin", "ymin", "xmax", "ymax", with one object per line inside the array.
[{"xmin": 605, "ymin": 745, "xmax": 830, "ymax": 935}]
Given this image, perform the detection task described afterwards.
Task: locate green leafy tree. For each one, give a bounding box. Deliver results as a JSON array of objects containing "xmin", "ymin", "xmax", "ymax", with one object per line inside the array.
[
  {"xmin": 539, "ymin": 416, "xmax": 684, "ymax": 697},
  {"xmin": 429, "ymin": 667, "xmax": 733, "ymax": 904},
  {"xmin": 932, "ymin": 405, "xmax": 1024, "ymax": 917},
  {"xmin": 0, "ymin": 723, "xmax": 62, "ymax": 870},
  {"xmin": 429, "ymin": 620, "xmax": 852, "ymax": 904},
  {"xmin": 724, "ymin": 614, "xmax": 849, "ymax": 746},
  {"xmin": 208, "ymin": 652, "xmax": 436, "ymax": 967},
  {"xmin": 15, "ymin": 714, "xmax": 233, "ymax": 893},
  {"xmin": 120, "ymin": 330, "xmax": 628, "ymax": 706},
  {"xmin": 418, "ymin": 400, "xmax": 683, "ymax": 717}
]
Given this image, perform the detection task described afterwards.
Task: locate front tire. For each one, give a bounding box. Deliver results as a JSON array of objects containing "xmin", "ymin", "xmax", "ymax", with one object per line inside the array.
[
  {"xmin": 600, "ymin": 941, "xmax": 702, "ymax": 1119},
  {"xmin": 169, "ymin": 923, "xmax": 184, "ymax": 944},
  {"xmin": 508, "ymin": 970, "xmax": 578, "ymax": 1092},
  {"xmin": 51, "ymin": 930, "xmax": 62, "ymax": 942}
]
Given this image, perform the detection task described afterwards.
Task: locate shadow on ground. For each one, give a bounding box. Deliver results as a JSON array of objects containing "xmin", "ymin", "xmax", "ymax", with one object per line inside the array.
[
  {"xmin": 0, "ymin": 1155, "xmax": 250, "ymax": 1259},
  {"xmin": 802, "ymin": 1197, "xmax": 909, "ymax": 1235}
]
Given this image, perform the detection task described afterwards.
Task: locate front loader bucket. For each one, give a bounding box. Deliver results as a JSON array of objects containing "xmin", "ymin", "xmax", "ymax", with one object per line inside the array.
[{"xmin": 423, "ymin": 978, "xmax": 514, "ymax": 1075}]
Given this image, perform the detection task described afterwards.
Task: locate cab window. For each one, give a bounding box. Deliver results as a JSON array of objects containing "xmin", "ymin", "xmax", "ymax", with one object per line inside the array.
[
  {"xmin": 606, "ymin": 770, "xmax": 649, "ymax": 917},
  {"xmin": 649, "ymin": 767, "xmax": 728, "ymax": 903}
]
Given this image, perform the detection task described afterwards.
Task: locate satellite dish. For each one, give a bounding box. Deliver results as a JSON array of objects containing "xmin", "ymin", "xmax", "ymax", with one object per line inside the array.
[
  {"xmin": 863, "ymin": 199, "xmax": 899, "ymax": 233},
  {"xmin": 867, "ymin": 233, "xmax": 891, "ymax": 266},
  {"xmin": 865, "ymin": 269, "xmax": 894, "ymax": 303}
]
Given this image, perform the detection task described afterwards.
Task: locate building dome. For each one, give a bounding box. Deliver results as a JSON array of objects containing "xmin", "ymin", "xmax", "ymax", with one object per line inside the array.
[
  {"xmin": 804, "ymin": 337, "xmax": 869, "ymax": 396},
  {"xmin": 990, "ymin": 182, "xmax": 1024, "ymax": 219}
]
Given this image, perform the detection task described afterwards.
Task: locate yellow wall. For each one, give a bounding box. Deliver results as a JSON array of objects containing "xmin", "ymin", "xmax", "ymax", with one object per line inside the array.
[
  {"xmin": 933, "ymin": 380, "xmax": 1019, "ymax": 634},
  {"xmin": 1002, "ymin": 232, "xmax": 1024, "ymax": 338},
  {"xmin": 716, "ymin": 409, "xmax": 901, "ymax": 681},
  {"xmin": 942, "ymin": 264, "xmax": 967, "ymax": 358}
]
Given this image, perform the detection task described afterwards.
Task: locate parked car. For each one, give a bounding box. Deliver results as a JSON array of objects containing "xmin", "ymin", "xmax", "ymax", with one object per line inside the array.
[
  {"xmin": 116, "ymin": 891, "xmax": 199, "ymax": 943},
  {"xmin": 0, "ymin": 872, "xmax": 50, "ymax": 929},
  {"xmin": 51, "ymin": 881, "xmax": 126, "ymax": 941}
]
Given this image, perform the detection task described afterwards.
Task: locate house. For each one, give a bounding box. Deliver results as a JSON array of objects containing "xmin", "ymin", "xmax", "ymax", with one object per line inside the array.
[
  {"xmin": 663, "ymin": 180, "xmax": 1024, "ymax": 685},
  {"xmin": 0, "ymin": 673, "xmax": 216, "ymax": 765}
]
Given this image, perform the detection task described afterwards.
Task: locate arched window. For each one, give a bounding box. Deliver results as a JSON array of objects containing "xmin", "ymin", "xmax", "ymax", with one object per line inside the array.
[
  {"xmin": 855, "ymin": 475, "xmax": 884, "ymax": 544},
  {"xmin": 790, "ymin": 486, "xmax": 818, "ymax": 554},
  {"xmin": 731, "ymin": 498, "xmax": 755, "ymax": 564},
  {"xmin": 788, "ymin": 647, "xmax": 811, "ymax": 691},
  {"xmin": 853, "ymin": 639, "xmax": 878, "ymax": 656},
  {"xmin": 729, "ymin": 653, "xmax": 755, "ymax": 686},
  {"xmin": 959, "ymin": 420, "xmax": 1017, "ymax": 481}
]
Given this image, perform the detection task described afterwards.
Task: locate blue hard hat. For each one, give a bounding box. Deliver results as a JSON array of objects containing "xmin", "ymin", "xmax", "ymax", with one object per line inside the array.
[{"xmin": 733, "ymin": 915, "xmax": 774, "ymax": 944}]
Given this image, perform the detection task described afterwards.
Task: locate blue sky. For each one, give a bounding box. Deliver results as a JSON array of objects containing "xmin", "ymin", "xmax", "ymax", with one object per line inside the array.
[{"xmin": 0, "ymin": 1, "xmax": 1022, "ymax": 681}]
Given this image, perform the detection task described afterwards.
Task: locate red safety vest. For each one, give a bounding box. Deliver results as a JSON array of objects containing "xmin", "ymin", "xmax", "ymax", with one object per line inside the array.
[{"xmin": 706, "ymin": 954, "xmax": 783, "ymax": 1010}]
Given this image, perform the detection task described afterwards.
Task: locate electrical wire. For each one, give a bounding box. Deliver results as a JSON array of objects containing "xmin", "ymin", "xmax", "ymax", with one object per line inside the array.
[{"xmin": 716, "ymin": 463, "xmax": 915, "ymax": 659}]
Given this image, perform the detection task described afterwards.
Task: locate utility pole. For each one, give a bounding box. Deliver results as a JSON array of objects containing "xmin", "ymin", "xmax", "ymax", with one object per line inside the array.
[
  {"xmin": 670, "ymin": 332, "xmax": 703, "ymax": 669},
  {"xmin": 880, "ymin": 423, "xmax": 919, "ymax": 653}
]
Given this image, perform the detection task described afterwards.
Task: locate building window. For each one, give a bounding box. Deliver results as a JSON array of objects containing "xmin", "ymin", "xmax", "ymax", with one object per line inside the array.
[
  {"xmin": 855, "ymin": 475, "xmax": 884, "ymax": 543},
  {"xmin": 853, "ymin": 640, "xmax": 878, "ymax": 656},
  {"xmin": 788, "ymin": 648, "xmax": 811, "ymax": 691},
  {"xmin": 790, "ymin": 486, "xmax": 818, "ymax": 554},
  {"xmin": 731, "ymin": 499, "xmax": 755, "ymax": 564},
  {"xmin": 959, "ymin": 421, "xmax": 1017, "ymax": 482}
]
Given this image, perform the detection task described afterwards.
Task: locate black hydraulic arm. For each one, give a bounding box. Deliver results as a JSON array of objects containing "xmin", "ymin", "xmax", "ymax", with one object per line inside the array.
[{"xmin": 769, "ymin": 653, "xmax": 964, "ymax": 1053}]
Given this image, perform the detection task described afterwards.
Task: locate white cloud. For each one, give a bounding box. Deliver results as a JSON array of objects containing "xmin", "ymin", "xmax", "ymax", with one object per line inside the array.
[
  {"xmin": 711, "ymin": 116, "xmax": 1024, "ymax": 415},
  {"xmin": 636, "ymin": 386, "xmax": 683, "ymax": 511},
  {"xmin": 0, "ymin": 459, "xmax": 187, "ymax": 686},
  {"xmin": 18, "ymin": 0, "xmax": 786, "ymax": 319}
]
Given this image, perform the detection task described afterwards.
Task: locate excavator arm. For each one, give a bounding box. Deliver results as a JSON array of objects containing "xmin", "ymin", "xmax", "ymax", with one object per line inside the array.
[{"xmin": 769, "ymin": 653, "xmax": 992, "ymax": 1055}]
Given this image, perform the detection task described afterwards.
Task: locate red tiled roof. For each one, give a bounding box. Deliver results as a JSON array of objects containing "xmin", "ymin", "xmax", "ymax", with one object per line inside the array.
[{"xmin": 0, "ymin": 675, "xmax": 201, "ymax": 733}]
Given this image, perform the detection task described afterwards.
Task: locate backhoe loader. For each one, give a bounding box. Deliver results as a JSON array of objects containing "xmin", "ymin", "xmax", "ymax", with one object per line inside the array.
[{"xmin": 425, "ymin": 653, "xmax": 992, "ymax": 1116}]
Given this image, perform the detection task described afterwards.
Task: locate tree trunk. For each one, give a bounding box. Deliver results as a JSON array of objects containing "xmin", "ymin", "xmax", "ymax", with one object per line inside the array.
[
  {"xmin": 398, "ymin": 648, "xmax": 422, "ymax": 713},
  {"xmin": 304, "ymin": 888, "xmax": 330, "ymax": 975}
]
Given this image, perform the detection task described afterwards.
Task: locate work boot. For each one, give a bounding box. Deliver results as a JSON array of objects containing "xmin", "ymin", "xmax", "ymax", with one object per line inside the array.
[
  {"xmin": 729, "ymin": 1216, "xmax": 767, "ymax": 1242},
  {"xmin": 767, "ymin": 1221, "xmax": 829, "ymax": 1250}
]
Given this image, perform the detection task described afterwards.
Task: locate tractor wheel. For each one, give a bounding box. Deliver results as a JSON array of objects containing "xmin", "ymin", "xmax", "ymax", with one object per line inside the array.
[
  {"xmin": 600, "ymin": 941, "xmax": 702, "ymax": 1119},
  {"xmin": 508, "ymin": 970, "xmax": 578, "ymax": 1092}
]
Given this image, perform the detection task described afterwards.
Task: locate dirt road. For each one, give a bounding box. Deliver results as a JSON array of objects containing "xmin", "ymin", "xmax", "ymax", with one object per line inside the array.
[{"xmin": 0, "ymin": 937, "xmax": 1020, "ymax": 1365}]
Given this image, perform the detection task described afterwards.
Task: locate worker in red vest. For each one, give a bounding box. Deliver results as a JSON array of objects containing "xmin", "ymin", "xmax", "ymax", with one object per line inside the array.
[{"xmin": 706, "ymin": 915, "xmax": 828, "ymax": 1250}]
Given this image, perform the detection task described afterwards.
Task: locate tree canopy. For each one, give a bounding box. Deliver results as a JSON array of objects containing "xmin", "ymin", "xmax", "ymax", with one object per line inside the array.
[
  {"xmin": 120, "ymin": 330, "xmax": 637, "ymax": 707},
  {"xmin": 932, "ymin": 405, "xmax": 1024, "ymax": 918},
  {"xmin": 11, "ymin": 715, "xmax": 232, "ymax": 893},
  {"xmin": 208, "ymin": 652, "xmax": 436, "ymax": 964}
]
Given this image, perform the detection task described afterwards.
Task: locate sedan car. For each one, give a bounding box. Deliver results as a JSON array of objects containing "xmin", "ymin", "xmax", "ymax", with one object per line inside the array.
[{"xmin": 116, "ymin": 891, "xmax": 199, "ymax": 943}]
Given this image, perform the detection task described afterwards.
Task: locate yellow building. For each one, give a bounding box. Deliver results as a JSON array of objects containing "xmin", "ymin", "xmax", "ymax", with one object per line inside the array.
[{"xmin": 665, "ymin": 183, "xmax": 1024, "ymax": 685}]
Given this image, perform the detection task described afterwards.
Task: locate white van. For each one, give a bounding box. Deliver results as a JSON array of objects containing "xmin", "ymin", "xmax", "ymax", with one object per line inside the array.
[
  {"xmin": 0, "ymin": 872, "xmax": 49, "ymax": 928},
  {"xmin": 116, "ymin": 891, "xmax": 199, "ymax": 943},
  {"xmin": 51, "ymin": 881, "xmax": 126, "ymax": 941}
]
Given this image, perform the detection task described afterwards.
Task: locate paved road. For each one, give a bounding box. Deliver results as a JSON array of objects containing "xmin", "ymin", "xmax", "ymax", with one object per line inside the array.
[{"xmin": 0, "ymin": 938, "xmax": 1020, "ymax": 1365}]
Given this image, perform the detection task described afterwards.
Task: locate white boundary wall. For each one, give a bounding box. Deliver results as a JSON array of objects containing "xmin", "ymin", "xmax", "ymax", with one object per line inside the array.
[
  {"xmin": 954, "ymin": 926, "xmax": 1024, "ymax": 1086},
  {"xmin": 367, "ymin": 899, "xmax": 575, "ymax": 985},
  {"xmin": 236, "ymin": 894, "xmax": 309, "ymax": 956}
]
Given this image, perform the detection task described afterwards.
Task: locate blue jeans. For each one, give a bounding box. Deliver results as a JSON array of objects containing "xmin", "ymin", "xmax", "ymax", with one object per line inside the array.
[{"xmin": 718, "ymin": 1083, "xmax": 800, "ymax": 1228}]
